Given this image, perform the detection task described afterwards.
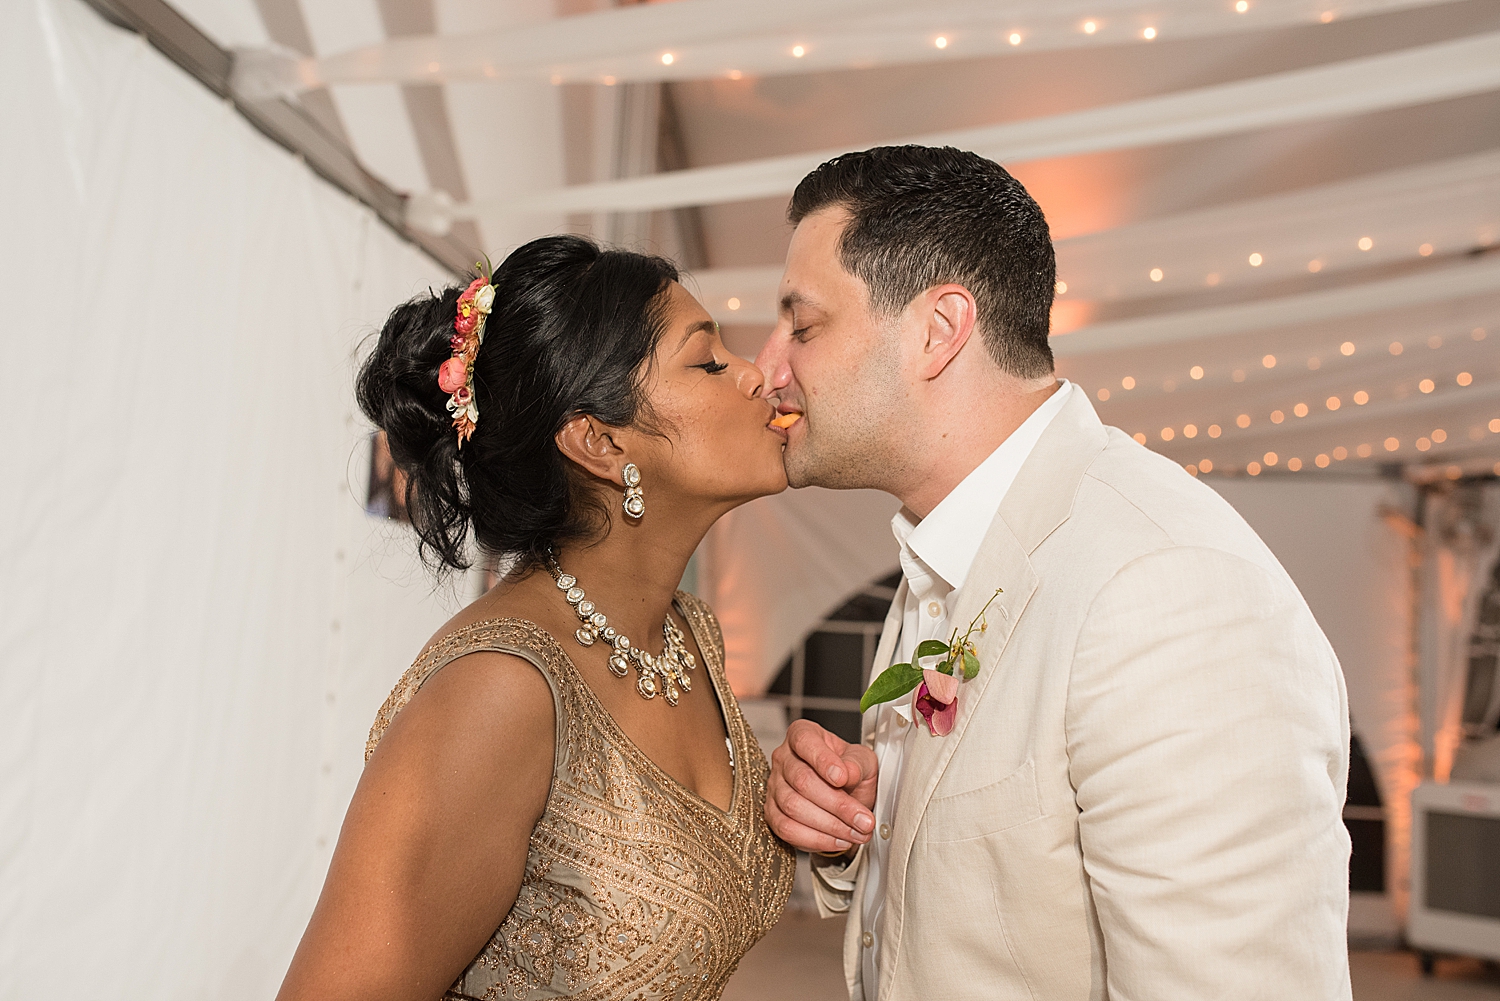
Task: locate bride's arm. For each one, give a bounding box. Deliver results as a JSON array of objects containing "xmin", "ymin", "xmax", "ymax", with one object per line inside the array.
[{"xmin": 275, "ymin": 651, "xmax": 556, "ymax": 1001}]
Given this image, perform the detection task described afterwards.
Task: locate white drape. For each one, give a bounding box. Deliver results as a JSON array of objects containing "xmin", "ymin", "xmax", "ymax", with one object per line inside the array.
[
  {"xmin": 0, "ymin": 2, "xmax": 463, "ymax": 997},
  {"xmin": 496, "ymin": 30, "xmax": 1500, "ymax": 215}
]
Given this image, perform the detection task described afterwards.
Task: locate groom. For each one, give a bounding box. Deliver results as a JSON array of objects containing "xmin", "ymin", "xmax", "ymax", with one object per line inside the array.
[{"xmin": 759, "ymin": 146, "xmax": 1352, "ymax": 1001}]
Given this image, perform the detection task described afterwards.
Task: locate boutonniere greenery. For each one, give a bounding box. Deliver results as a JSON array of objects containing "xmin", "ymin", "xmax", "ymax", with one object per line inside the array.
[{"xmin": 859, "ymin": 588, "xmax": 1002, "ymax": 736}]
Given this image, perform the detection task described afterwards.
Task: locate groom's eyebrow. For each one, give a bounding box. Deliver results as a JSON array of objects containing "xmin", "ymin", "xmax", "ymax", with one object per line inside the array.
[{"xmin": 779, "ymin": 290, "xmax": 812, "ymax": 314}]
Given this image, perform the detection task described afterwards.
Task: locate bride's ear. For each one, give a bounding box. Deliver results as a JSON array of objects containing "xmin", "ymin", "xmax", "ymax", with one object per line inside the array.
[{"xmin": 555, "ymin": 415, "xmax": 627, "ymax": 483}]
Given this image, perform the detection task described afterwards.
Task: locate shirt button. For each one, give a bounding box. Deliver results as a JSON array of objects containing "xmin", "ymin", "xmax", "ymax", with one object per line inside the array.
[
  {"xmin": 879, "ymin": 823, "xmax": 891, "ymax": 840},
  {"xmin": 927, "ymin": 601, "xmax": 942, "ymax": 617},
  {"xmin": 862, "ymin": 931, "xmax": 875, "ymax": 948},
  {"xmin": 895, "ymin": 714, "xmax": 908, "ymax": 728}
]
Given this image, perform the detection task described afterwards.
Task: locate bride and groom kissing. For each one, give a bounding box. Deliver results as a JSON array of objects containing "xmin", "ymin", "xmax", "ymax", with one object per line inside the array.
[{"xmin": 277, "ymin": 145, "xmax": 1353, "ymax": 1001}]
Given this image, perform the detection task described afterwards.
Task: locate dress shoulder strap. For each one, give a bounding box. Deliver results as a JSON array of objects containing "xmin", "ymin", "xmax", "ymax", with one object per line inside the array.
[{"xmin": 365, "ymin": 618, "xmax": 567, "ymax": 762}]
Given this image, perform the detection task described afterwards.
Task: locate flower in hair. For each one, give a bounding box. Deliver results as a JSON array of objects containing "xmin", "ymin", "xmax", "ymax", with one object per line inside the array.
[{"xmin": 442, "ymin": 265, "xmax": 497, "ymax": 447}]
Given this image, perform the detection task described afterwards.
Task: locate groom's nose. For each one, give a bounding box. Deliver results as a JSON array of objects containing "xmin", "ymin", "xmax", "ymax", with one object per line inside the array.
[{"xmin": 754, "ymin": 327, "xmax": 791, "ymax": 391}]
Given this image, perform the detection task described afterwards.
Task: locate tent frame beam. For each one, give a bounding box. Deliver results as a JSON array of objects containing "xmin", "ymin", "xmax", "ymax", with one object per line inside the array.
[{"xmin": 80, "ymin": 0, "xmax": 471, "ymax": 275}]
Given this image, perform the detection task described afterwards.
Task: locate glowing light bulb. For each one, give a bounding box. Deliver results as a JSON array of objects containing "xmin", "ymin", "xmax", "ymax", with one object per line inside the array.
[
  {"xmin": 1097, "ymin": 387, "xmax": 1110, "ymax": 401},
  {"xmin": 1248, "ymin": 462, "xmax": 1262, "ymax": 476},
  {"xmin": 1262, "ymin": 354, "xmax": 1276, "ymax": 368},
  {"xmin": 1326, "ymin": 396, "xmax": 1341, "ymax": 411},
  {"xmin": 1248, "ymin": 252, "xmax": 1263, "ymax": 266},
  {"xmin": 1288, "ymin": 458, "xmax": 1303, "ymax": 471},
  {"xmin": 791, "ymin": 45, "xmax": 806, "ymax": 57},
  {"xmin": 1236, "ymin": 0, "xmax": 1249, "ymax": 11},
  {"xmin": 1353, "ymin": 390, "xmax": 1369, "ymax": 405},
  {"xmin": 1333, "ymin": 447, "xmax": 1347, "ymax": 460},
  {"xmin": 1457, "ymin": 371, "xmax": 1473, "ymax": 386},
  {"xmin": 1389, "ymin": 342, "xmax": 1403, "ymax": 356},
  {"xmin": 1316, "ymin": 454, "xmax": 1330, "ymax": 468},
  {"xmin": 727, "ymin": 69, "xmax": 743, "ymax": 80},
  {"xmin": 1358, "ymin": 236, "xmax": 1373, "ymax": 251},
  {"xmin": 1143, "ymin": 26, "xmax": 1157, "ymax": 39},
  {"xmin": 1083, "ymin": 20, "xmax": 1098, "ymax": 34},
  {"xmin": 1008, "ymin": 32, "xmax": 1022, "ymax": 45},
  {"xmin": 1308, "ymin": 259, "xmax": 1323, "ymax": 273},
  {"xmin": 1419, "ymin": 243, "xmax": 1433, "ymax": 256},
  {"xmin": 1161, "ymin": 428, "xmax": 1175, "ymax": 441},
  {"xmin": 1432, "ymin": 429, "xmax": 1447, "ymax": 444},
  {"xmin": 1320, "ymin": 10, "xmax": 1335, "ymax": 22},
  {"xmin": 1190, "ymin": 365, "xmax": 1204, "ymax": 380},
  {"xmin": 603, "ymin": 75, "xmax": 617, "ymax": 85},
  {"xmin": 1184, "ymin": 424, "xmax": 1198, "ymax": 438},
  {"xmin": 935, "ymin": 36, "xmax": 949, "ymax": 49},
  {"xmin": 1133, "ymin": 432, "xmax": 1147, "ymax": 444},
  {"xmin": 1357, "ymin": 444, "xmax": 1373, "ymax": 457},
  {"xmin": 1237, "ymin": 414, "xmax": 1252, "ymax": 428},
  {"xmin": 1271, "ymin": 410, "xmax": 1285, "ymax": 424},
  {"xmin": 1149, "ymin": 268, "xmax": 1164, "ymax": 282},
  {"xmin": 1419, "ymin": 378, "xmax": 1435, "ymax": 394},
  {"xmin": 1208, "ymin": 425, "xmax": 1222, "ymax": 438},
  {"xmin": 1384, "ymin": 438, "xmax": 1400, "ymax": 452},
  {"xmin": 1340, "ymin": 341, "xmax": 1355, "ymax": 356},
  {"xmin": 726, "ymin": 297, "xmax": 741, "ymax": 311},
  {"xmin": 1200, "ymin": 459, "xmax": 1214, "ymax": 472},
  {"xmin": 1264, "ymin": 452, "xmax": 1279, "ymax": 466},
  {"xmin": 1293, "ymin": 403, "xmax": 1309, "ymax": 418},
  {"xmin": 1121, "ymin": 376, "xmax": 1136, "ymax": 390},
  {"xmin": 1055, "ymin": 280, "xmax": 1068, "ymax": 294},
  {"xmin": 661, "ymin": 52, "xmax": 674, "ymax": 65}
]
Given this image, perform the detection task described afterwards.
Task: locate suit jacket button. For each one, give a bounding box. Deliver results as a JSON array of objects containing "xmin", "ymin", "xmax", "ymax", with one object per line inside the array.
[{"xmin": 862, "ymin": 931, "xmax": 875, "ymax": 948}]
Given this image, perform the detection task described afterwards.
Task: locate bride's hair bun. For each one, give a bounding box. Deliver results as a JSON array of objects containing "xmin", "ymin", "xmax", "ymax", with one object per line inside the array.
[{"xmin": 356, "ymin": 235, "xmax": 679, "ymax": 576}]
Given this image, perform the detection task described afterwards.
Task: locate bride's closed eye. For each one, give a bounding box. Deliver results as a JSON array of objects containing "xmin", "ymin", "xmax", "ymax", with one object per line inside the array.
[{"xmin": 693, "ymin": 359, "xmax": 729, "ymax": 374}]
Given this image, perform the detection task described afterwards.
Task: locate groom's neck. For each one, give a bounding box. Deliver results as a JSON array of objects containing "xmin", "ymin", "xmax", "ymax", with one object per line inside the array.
[{"xmin": 894, "ymin": 374, "xmax": 1060, "ymax": 520}]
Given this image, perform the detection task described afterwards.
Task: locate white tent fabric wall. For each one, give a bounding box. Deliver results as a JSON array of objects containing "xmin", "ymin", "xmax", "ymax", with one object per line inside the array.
[
  {"xmin": 0, "ymin": 1, "xmax": 467, "ymax": 997},
  {"xmin": 1211, "ymin": 479, "xmax": 1421, "ymax": 929}
]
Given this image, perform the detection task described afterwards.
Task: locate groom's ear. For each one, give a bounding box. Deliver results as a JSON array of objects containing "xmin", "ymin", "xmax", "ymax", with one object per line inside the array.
[
  {"xmin": 555, "ymin": 415, "xmax": 626, "ymax": 483},
  {"xmin": 915, "ymin": 283, "xmax": 978, "ymax": 380}
]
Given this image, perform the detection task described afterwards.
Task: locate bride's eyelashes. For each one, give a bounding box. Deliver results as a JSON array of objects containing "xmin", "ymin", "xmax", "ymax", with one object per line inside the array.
[{"xmin": 692, "ymin": 359, "xmax": 729, "ymax": 374}]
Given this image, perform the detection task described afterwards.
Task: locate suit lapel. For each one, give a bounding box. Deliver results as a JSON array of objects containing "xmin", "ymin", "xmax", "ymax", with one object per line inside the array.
[{"xmin": 878, "ymin": 388, "xmax": 1110, "ymax": 979}]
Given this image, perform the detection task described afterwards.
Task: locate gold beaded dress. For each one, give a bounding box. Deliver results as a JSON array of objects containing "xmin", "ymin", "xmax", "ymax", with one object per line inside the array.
[{"xmin": 366, "ymin": 591, "xmax": 795, "ymax": 1001}]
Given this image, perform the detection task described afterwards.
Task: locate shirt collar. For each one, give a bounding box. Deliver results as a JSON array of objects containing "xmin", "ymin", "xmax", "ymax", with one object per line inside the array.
[{"xmin": 892, "ymin": 380, "xmax": 1074, "ymax": 592}]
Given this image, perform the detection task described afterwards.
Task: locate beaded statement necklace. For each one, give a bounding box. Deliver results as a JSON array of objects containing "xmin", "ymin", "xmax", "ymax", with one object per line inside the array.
[{"xmin": 547, "ymin": 555, "xmax": 696, "ymax": 706}]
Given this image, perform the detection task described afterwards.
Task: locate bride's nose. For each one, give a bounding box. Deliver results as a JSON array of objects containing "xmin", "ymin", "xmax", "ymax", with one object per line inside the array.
[{"xmin": 732, "ymin": 355, "xmax": 766, "ymax": 398}]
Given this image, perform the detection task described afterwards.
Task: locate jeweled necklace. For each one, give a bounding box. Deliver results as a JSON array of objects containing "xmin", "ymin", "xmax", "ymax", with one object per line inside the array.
[{"xmin": 546, "ymin": 554, "xmax": 696, "ymax": 706}]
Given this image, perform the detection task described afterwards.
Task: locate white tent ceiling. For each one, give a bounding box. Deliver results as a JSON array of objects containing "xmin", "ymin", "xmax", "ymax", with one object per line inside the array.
[{"xmin": 164, "ymin": 0, "xmax": 1499, "ymax": 478}]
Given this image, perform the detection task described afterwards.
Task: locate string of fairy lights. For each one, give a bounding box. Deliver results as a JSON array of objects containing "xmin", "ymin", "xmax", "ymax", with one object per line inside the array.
[{"xmin": 1084, "ymin": 326, "xmax": 1500, "ymax": 478}]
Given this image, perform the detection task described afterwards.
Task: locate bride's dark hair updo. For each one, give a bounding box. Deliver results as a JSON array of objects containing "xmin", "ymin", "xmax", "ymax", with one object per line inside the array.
[{"xmin": 356, "ymin": 234, "xmax": 680, "ymax": 576}]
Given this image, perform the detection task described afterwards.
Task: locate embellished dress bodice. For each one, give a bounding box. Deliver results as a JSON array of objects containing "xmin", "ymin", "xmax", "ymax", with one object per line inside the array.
[{"xmin": 366, "ymin": 592, "xmax": 795, "ymax": 1000}]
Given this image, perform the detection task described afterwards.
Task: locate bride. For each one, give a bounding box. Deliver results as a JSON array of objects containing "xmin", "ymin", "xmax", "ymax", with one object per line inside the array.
[{"xmin": 276, "ymin": 236, "xmax": 796, "ymax": 1000}]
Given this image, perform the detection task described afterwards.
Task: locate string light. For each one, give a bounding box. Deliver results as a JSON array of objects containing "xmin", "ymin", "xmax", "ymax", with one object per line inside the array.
[
  {"xmin": 1209, "ymin": 425, "xmax": 1222, "ymax": 438},
  {"xmin": 1143, "ymin": 26, "xmax": 1157, "ymax": 39},
  {"xmin": 1236, "ymin": 0, "xmax": 1250, "ymax": 10},
  {"xmin": 791, "ymin": 45, "xmax": 806, "ymax": 57},
  {"xmin": 1358, "ymin": 236, "xmax": 1374, "ymax": 251},
  {"xmin": 1307, "ymin": 357, "xmax": 1321, "ymax": 370},
  {"xmin": 1358, "ymin": 444, "xmax": 1373, "ymax": 457},
  {"xmin": 1248, "ymin": 252, "xmax": 1263, "ymax": 266},
  {"xmin": 1271, "ymin": 410, "xmax": 1285, "ymax": 424},
  {"xmin": 1316, "ymin": 454, "xmax": 1331, "ymax": 468},
  {"xmin": 1247, "ymin": 461, "xmax": 1262, "ymax": 476},
  {"xmin": 1232, "ymin": 369, "xmax": 1246, "ymax": 382},
  {"xmin": 1475, "ymin": 328, "xmax": 1488, "ymax": 341},
  {"xmin": 1491, "ymin": 419, "xmax": 1500, "ymax": 433},
  {"xmin": 1326, "ymin": 396, "xmax": 1341, "ymax": 410},
  {"xmin": 935, "ymin": 36, "xmax": 949, "ymax": 49},
  {"xmin": 1417, "ymin": 437, "xmax": 1431, "ymax": 451},
  {"xmin": 1353, "ymin": 390, "xmax": 1369, "ymax": 404},
  {"xmin": 1389, "ymin": 342, "xmax": 1403, "ymax": 356},
  {"xmin": 1308, "ymin": 260, "xmax": 1323, "ymax": 273},
  {"xmin": 1149, "ymin": 267, "xmax": 1164, "ymax": 282},
  {"xmin": 1419, "ymin": 378, "xmax": 1435, "ymax": 394},
  {"xmin": 1097, "ymin": 387, "xmax": 1110, "ymax": 401},
  {"xmin": 1055, "ymin": 280, "xmax": 1068, "ymax": 294},
  {"xmin": 727, "ymin": 69, "xmax": 743, "ymax": 80},
  {"xmin": 1237, "ymin": 414, "xmax": 1252, "ymax": 428},
  {"xmin": 1293, "ymin": 402, "xmax": 1309, "ymax": 417},
  {"xmin": 1121, "ymin": 376, "xmax": 1136, "ymax": 390},
  {"xmin": 1262, "ymin": 354, "xmax": 1276, "ymax": 368},
  {"xmin": 1206, "ymin": 273, "xmax": 1222, "ymax": 286},
  {"xmin": 726, "ymin": 297, "xmax": 741, "ymax": 310},
  {"xmin": 1161, "ymin": 427, "xmax": 1175, "ymax": 441},
  {"xmin": 1008, "ymin": 32, "xmax": 1022, "ymax": 45},
  {"xmin": 1190, "ymin": 366, "xmax": 1204, "ymax": 380},
  {"xmin": 1340, "ymin": 341, "xmax": 1355, "ymax": 356},
  {"xmin": 1333, "ymin": 446, "xmax": 1348, "ymax": 460},
  {"xmin": 1428, "ymin": 334, "xmax": 1443, "ymax": 349},
  {"xmin": 1134, "ymin": 433, "xmax": 1148, "ymax": 444},
  {"xmin": 1384, "ymin": 437, "xmax": 1400, "ymax": 451},
  {"xmin": 1458, "ymin": 371, "xmax": 1473, "ymax": 386},
  {"xmin": 1432, "ymin": 429, "xmax": 1447, "ymax": 443},
  {"xmin": 603, "ymin": 75, "xmax": 617, "ymax": 85},
  {"xmin": 1287, "ymin": 458, "xmax": 1303, "ymax": 471},
  {"xmin": 1083, "ymin": 20, "xmax": 1098, "ymax": 34},
  {"xmin": 1321, "ymin": 10, "xmax": 1336, "ymax": 22},
  {"xmin": 1200, "ymin": 459, "xmax": 1214, "ymax": 472},
  {"xmin": 1184, "ymin": 424, "xmax": 1198, "ymax": 438},
  {"xmin": 661, "ymin": 53, "xmax": 675, "ymax": 65},
  {"xmin": 1419, "ymin": 243, "xmax": 1433, "ymax": 256}
]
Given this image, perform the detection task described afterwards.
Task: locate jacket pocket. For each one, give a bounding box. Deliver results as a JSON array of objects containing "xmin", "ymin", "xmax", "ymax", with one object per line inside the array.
[{"xmin": 923, "ymin": 757, "xmax": 1042, "ymax": 843}]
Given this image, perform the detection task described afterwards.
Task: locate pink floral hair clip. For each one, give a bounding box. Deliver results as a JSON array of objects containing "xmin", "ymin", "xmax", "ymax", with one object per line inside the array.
[{"xmin": 437, "ymin": 265, "xmax": 496, "ymax": 447}]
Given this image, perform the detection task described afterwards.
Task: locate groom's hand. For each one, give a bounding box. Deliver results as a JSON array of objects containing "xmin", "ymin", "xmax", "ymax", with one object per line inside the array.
[{"xmin": 765, "ymin": 719, "xmax": 878, "ymax": 854}]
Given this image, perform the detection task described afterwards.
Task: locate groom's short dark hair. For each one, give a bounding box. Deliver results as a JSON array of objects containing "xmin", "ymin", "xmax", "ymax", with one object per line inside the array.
[{"xmin": 788, "ymin": 145, "xmax": 1055, "ymax": 378}]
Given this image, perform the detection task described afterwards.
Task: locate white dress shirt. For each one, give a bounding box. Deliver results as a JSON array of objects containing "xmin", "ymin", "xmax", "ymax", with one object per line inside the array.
[{"xmin": 857, "ymin": 380, "xmax": 1073, "ymax": 998}]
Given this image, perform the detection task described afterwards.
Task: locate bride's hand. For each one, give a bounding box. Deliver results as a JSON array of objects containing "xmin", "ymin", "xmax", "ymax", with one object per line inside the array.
[{"xmin": 765, "ymin": 719, "xmax": 878, "ymax": 855}]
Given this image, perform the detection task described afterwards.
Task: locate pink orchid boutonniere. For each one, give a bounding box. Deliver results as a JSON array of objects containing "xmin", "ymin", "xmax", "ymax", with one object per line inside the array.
[{"xmin": 859, "ymin": 588, "xmax": 1003, "ymax": 736}]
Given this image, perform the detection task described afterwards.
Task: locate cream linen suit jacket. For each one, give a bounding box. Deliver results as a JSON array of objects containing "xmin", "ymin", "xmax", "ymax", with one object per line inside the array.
[{"xmin": 814, "ymin": 390, "xmax": 1351, "ymax": 1001}]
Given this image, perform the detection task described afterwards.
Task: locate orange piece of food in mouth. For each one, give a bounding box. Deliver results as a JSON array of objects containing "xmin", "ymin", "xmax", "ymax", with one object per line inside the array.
[{"xmin": 770, "ymin": 412, "xmax": 802, "ymax": 429}]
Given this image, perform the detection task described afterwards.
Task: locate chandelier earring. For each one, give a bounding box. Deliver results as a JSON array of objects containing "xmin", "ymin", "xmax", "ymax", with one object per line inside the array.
[{"xmin": 621, "ymin": 463, "xmax": 645, "ymax": 519}]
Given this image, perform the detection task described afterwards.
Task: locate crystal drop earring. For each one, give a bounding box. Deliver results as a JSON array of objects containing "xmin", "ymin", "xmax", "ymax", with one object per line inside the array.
[{"xmin": 621, "ymin": 463, "xmax": 645, "ymax": 519}]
